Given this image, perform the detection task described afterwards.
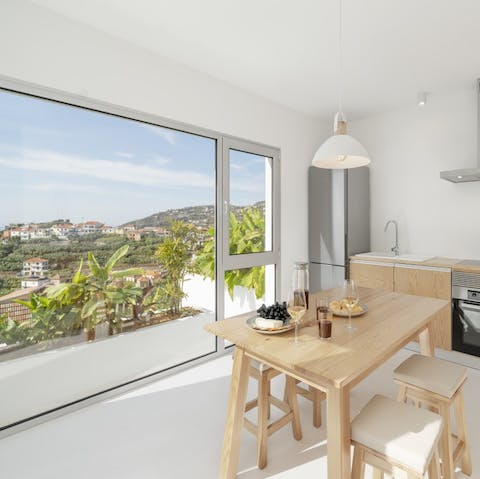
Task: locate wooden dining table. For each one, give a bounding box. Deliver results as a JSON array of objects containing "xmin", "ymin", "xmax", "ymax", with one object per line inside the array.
[{"xmin": 204, "ymin": 287, "xmax": 450, "ymax": 479}]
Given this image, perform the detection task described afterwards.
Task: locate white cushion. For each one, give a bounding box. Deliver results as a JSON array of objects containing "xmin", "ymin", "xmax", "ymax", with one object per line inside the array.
[
  {"xmin": 250, "ymin": 359, "xmax": 271, "ymax": 373},
  {"xmin": 351, "ymin": 395, "xmax": 443, "ymax": 474},
  {"xmin": 393, "ymin": 354, "xmax": 467, "ymax": 398}
]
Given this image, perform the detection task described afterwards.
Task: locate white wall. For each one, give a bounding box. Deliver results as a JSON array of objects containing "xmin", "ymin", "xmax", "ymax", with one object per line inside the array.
[
  {"xmin": 0, "ymin": 1, "xmax": 328, "ymax": 426},
  {"xmin": 351, "ymin": 87, "xmax": 480, "ymax": 259}
]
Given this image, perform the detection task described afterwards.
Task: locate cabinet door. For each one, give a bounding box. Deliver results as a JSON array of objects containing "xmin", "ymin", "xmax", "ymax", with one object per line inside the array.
[
  {"xmin": 350, "ymin": 260, "xmax": 394, "ymax": 292},
  {"xmin": 394, "ymin": 264, "xmax": 451, "ymax": 350}
]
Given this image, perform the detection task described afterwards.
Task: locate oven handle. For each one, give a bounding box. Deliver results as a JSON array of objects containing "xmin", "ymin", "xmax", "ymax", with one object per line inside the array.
[
  {"xmin": 459, "ymin": 300, "xmax": 480, "ymax": 312},
  {"xmin": 458, "ymin": 300, "xmax": 480, "ymax": 333}
]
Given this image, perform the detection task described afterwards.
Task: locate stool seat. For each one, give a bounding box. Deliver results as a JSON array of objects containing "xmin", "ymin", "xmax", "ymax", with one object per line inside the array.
[
  {"xmin": 393, "ymin": 354, "xmax": 467, "ymax": 398},
  {"xmin": 351, "ymin": 395, "xmax": 443, "ymax": 474},
  {"xmin": 250, "ymin": 359, "xmax": 272, "ymax": 373}
]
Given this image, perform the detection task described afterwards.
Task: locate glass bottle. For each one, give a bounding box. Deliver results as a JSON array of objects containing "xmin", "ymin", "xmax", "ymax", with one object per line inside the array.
[{"xmin": 293, "ymin": 262, "xmax": 310, "ymax": 309}]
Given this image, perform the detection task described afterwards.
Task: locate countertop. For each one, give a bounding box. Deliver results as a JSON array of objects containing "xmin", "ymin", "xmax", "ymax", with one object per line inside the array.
[{"xmin": 350, "ymin": 254, "xmax": 480, "ymax": 272}]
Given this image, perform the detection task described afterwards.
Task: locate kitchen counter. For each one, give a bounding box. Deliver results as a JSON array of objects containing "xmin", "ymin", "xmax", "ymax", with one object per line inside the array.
[
  {"xmin": 350, "ymin": 253, "xmax": 480, "ymax": 353},
  {"xmin": 451, "ymin": 262, "xmax": 480, "ymax": 274},
  {"xmin": 350, "ymin": 254, "xmax": 456, "ymax": 350},
  {"xmin": 351, "ymin": 254, "xmax": 480, "ymax": 273},
  {"xmin": 351, "ymin": 254, "xmax": 463, "ymax": 269}
]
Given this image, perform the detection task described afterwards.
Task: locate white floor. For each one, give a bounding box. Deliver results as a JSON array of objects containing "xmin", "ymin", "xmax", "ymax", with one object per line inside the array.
[{"xmin": 0, "ymin": 348, "xmax": 478, "ymax": 479}]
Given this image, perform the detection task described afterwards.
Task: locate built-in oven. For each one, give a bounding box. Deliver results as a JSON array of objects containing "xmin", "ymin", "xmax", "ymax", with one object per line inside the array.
[{"xmin": 452, "ymin": 267, "xmax": 480, "ymax": 357}]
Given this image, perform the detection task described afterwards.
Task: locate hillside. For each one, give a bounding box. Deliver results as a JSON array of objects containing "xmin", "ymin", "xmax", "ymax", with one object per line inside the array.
[{"xmin": 122, "ymin": 201, "xmax": 265, "ymax": 229}]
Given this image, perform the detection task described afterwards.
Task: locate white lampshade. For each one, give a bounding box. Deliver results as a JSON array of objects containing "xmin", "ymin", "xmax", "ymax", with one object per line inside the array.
[{"xmin": 312, "ymin": 133, "xmax": 370, "ymax": 169}]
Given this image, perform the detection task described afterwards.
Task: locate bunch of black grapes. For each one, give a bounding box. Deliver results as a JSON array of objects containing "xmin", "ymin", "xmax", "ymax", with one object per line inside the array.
[{"xmin": 256, "ymin": 302, "xmax": 291, "ymax": 324}]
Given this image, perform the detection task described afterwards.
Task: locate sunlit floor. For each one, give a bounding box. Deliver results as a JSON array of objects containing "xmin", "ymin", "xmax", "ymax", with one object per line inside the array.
[{"xmin": 0, "ymin": 347, "xmax": 478, "ymax": 479}]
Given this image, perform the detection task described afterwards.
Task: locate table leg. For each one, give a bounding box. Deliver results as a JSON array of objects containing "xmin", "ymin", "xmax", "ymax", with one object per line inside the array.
[
  {"xmin": 327, "ymin": 385, "xmax": 351, "ymax": 479},
  {"xmin": 418, "ymin": 324, "xmax": 435, "ymax": 356},
  {"xmin": 220, "ymin": 347, "xmax": 250, "ymax": 479}
]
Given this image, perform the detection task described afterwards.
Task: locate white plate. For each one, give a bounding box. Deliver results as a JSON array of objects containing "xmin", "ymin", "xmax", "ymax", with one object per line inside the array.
[
  {"xmin": 246, "ymin": 316, "xmax": 294, "ymax": 335},
  {"xmin": 330, "ymin": 303, "xmax": 368, "ymax": 317}
]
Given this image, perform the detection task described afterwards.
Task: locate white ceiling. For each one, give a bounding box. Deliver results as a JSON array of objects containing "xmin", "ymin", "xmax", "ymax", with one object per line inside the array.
[{"xmin": 31, "ymin": 0, "xmax": 480, "ymax": 120}]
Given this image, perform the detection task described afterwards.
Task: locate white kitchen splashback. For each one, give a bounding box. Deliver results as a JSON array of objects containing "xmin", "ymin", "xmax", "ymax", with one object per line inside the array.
[{"xmin": 351, "ymin": 87, "xmax": 480, "ymax": 260}]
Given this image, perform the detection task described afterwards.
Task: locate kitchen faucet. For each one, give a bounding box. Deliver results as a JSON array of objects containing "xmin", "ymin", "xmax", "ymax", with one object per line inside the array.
[{"xmin": 384, "ymin": 220, "xmax": 399, "ymax": 256}]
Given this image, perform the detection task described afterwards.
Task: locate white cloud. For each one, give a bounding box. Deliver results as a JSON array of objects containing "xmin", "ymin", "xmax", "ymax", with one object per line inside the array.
[
  {"xmin": 0, "ymin": 147, "xmax": 213, "ymax": 189},
  {"xmin": 143, "ymin": 125, "xmax": 177, "ymax": 145},
  {"xmin": 28, "ymin": 184, "xmax": 103, "ymax": 194},
  {"xmin": 153, "ymin": 155, "xmax": 171, "ymax": 166},
  {"xmin": 230, "ymin": 180, "xmax": 265, "ymax": 193},
  {"xmin": 230, "ymin": 163, "xmax": 244, "ymax": 171},
  {"xmin": 114, "ymin": 151, "xmax": 135, "ymax": 159}
]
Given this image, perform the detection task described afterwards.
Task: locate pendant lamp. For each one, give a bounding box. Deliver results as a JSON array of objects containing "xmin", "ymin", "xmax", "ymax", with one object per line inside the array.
[{"xmin": 312, "ymin": 0, "xmax": 370, "ymax": 169}]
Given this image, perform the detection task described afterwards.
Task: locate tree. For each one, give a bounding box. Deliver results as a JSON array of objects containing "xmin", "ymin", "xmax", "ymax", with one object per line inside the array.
[
  {"xmin": 48, "ymin": 245, "xmax": 144, "ymax": 339},
  {"xmin": 154, "ymin": 220, "xmax": 199, "ymax": 315},
  {"xmin": 14, "ymin": 293, "xmax": 80, "ymax": 344},
  {"xmin": 0, "ymin": 313, "xmax": 29, "ymax": 345},
  {"xmin": 196, "ymin": 206, "xmax": 266, "ymax": 299}
]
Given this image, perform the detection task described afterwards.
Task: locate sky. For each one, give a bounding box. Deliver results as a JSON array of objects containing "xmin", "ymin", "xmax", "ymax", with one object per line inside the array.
[{"xmin": 0, "ymin": 89, "xmax": 267, "ymax": 226}]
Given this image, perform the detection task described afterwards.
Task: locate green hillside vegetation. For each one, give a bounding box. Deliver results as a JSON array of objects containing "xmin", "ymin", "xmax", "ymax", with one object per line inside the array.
[
  {"xmin": 123, "ymin": 201, "xmax": 265, "ymax": 229},
  {"xmin": 0, "ymin": 203, "xmax": 265, "ymax": 297},
  {"xmin": 121, "ymin": 205, "xmax": 214, "ymax": 229},
  {"xmin": 0, "ymin": 235, "xmax": 164, "ymax": 296},
  {"xmin": 0, "ymin": 205, "xmax": 267, "ymax": 356}
]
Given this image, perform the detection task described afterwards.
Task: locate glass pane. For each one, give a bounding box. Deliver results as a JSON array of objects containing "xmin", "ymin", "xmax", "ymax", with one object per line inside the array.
[
  {"xmin": 224, "ymin": 264, "xmax": 275, "ymax": 320},
  {"xmin": 0, "ymin": 88, "xmax": 216, "ymax": 424},
  {"xmin": 228, "ymin": 149, "xmax": 272, "ymax": 254}
]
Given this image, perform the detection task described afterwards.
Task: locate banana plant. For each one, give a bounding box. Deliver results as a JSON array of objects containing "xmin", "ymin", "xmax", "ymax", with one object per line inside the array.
[
  {"xmin": 196, "ymin": 206, "xmax": 266, "ymax": 299},
  {"xmin": 48, "ymin": 245, "xmax": 144, "ymax": 340},
  {"xmin": 12, "ymin": 293, "xmax": 79, "ymax": 345}
]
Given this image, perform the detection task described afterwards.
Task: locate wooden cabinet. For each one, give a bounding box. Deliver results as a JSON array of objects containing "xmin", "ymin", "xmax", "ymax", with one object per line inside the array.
[
  {"xmin": 350, "ymin": 260, "xmax": 395, "ymax": 292},
  {"xmin": 349, "ymin": 259, "xmax": 452, "ymax": 351},
  {"xmin": 394, "ymin": 264, "xmax": 452, "ymax": 351}
]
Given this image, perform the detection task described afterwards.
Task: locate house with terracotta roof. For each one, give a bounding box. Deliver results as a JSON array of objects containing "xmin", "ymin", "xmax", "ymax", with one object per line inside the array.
[
  {"xmin": 22, "ymin": 257, "xmax": 49, "ymax": 277},
  {"xmin": 75, "ymin": 221, "xmax": 104, "ymax": 235},
  {"xmin": 51, "ymin": 223, "xmax": 75, "ymax": 238}
]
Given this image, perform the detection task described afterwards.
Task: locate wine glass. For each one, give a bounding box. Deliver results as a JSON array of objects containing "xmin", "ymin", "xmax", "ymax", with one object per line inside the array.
[
  {"xmin": 288, "ymin": 287, "xmax": 306, "ymax": 345},
  {"xmin": 342, "ymin": 279, "xmax": 359, "ymax": 331}
]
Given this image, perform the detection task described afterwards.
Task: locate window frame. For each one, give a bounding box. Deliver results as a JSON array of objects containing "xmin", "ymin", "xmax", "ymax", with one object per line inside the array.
[{"xmin": 0, "ymin": 75, "xmax": 281, "ymax": 428}]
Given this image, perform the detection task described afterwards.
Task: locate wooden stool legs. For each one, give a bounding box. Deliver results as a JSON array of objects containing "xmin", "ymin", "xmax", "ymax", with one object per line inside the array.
[
  {"xmin": 454, "ymin": 389, "xmax": 472, "ymax": 475},
  {"xmin": 351, "ymin": 443, "xmax": 441, "ymax": 479},
  {"xmin": 438, "ymin": 401, "xmax": 455, "ymax": 479},
  {"xmin": 245, "ymin": 367, "xmax": 302, "ymax": 470},
  {"xmin": 312, "ymin": 386, "xmax": 323, "ymax": 428},
  {"xmin": 286, "ymin": 379, "xmax": 325, "ymax": 428},
  {"xmin": 351, "ymin": 446, "xmax": 366, "ymax": 479},
  {"xmin": 285, "ymin": 376, "xmax": 302, "ymax": 440},
  {"xmin": 396, "ymin": 381, "xmax": 472, "ymax": 479},
  {"xmin": 256, "ymin": 370, "xmax": 269, "ymax": 469}
]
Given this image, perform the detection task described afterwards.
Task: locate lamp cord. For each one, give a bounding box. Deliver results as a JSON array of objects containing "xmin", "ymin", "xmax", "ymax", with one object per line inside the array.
[{"xmin": 338, "ymin": 0, "xmax": 343, "ymax": 116}]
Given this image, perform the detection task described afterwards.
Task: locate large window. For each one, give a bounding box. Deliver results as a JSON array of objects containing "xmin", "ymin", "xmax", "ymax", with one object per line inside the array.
[{"xmin": 0, "ymin": 80, "xmax": 280, "ymax": 428}]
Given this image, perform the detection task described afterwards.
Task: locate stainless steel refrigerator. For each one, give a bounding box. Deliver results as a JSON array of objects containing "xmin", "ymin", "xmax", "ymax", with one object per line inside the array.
[{"xmin": 308, "ymin": 166, "xmax": 370, "ymax": 292}]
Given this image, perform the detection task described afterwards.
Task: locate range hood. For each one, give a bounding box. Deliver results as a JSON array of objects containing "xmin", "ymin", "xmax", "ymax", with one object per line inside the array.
[{"xmin": 440, "ymin": 79, "xmax": 480, "ymax": 183}]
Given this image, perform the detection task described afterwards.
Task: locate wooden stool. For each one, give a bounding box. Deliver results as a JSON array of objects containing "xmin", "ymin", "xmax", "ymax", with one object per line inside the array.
[
  {"xmin": 244, "ymin": 360, "xmax": 302, "ymax": 469},
  {"xmin": 394, "ymin": 354, "xmax": 472, "ymax": 479},
  {"xmin": 291, "ymin": 380, "xmax": 325, "ymax": 428},
  {"xmin": 351, "ymin": 395, "xmax": 443, "ymax": 479}
]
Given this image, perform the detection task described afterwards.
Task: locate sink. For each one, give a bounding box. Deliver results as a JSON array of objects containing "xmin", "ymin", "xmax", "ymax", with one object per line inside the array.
[
  {"xmin": 356, "ymin": 252, "xmax": 396, "ymax": 259},
  {"xmin": 356, "ymin": 252, "xmax": 434, "ymax": 262},
  {"xmin": 396, "ymin": 253, "xmax": 434, "ymax": 262}
]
